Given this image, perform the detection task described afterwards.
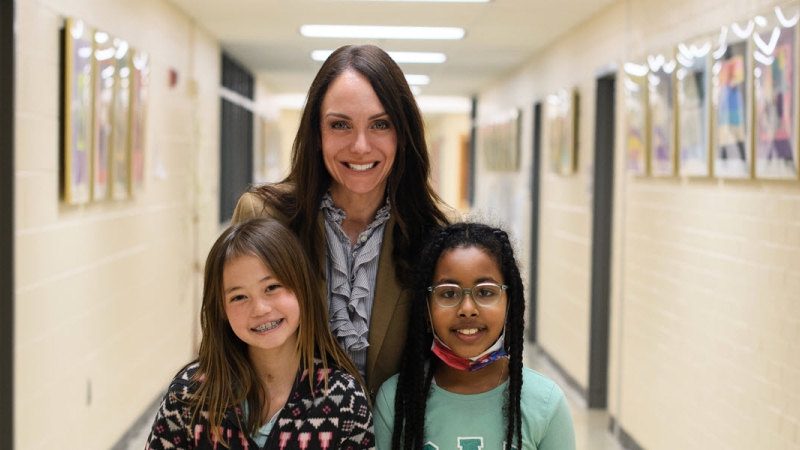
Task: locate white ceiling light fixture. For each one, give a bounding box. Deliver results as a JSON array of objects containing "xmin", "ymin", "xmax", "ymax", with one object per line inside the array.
[
  {"xmin": 365, "ymin": 0, "xmax": 491, "ymax": 2},
  {"xmin": 300, "ymin": 25, "xmax": 465, "ymax": 40},
  {"xmin": 311, "ymin": 50, "xmax": 447, "ymax": 64},
  {"xmin": 404, "ymin": 74, "xmax": 431, "ymax": 85}
]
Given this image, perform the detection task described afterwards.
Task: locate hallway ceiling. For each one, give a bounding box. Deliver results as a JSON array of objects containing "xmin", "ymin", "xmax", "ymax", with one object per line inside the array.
[{"xmin": 168, "ymin": 0, "xmax": 616, "ymax": 98}]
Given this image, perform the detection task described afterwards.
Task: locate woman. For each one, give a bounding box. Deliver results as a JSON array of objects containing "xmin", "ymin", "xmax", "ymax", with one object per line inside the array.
[{"xmin": 232, "ymin": 44, "xmax": 453, "ymax": 396}]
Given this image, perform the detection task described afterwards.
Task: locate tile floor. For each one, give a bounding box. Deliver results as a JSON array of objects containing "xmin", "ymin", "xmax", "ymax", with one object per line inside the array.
[{"xmin": 121, "ymin": 344, "xmax": 625, "ymax": 450}]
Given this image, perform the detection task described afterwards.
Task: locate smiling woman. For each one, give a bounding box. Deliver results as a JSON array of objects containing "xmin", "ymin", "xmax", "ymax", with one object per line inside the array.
[{"xmin": 231, "ymin": 44, "xmax": 455, "ymax": 397}]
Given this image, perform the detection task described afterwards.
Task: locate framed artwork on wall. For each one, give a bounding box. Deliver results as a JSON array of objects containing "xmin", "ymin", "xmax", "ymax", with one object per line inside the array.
[
  {"xmin": 130, "ymin": 49, "xmax": 150, "ymax": 193},
  {"xmin": 546, "ymin": 89, "xmax": 578, "ymax": 175},
  {"xmin": 711, "ymin": 24, "xmax": 752, "ymax": 178},
  {"xmin": 110, "ymin": 38, "xmax": 131, "ymax": 200},
  {"xmin": 753, "ymin": 5, "xmax": 799, "ymax": 180},
  {"xmin": 623, "ymin": 63, "xmax": 648, "ymax": 176},
  {"xmin": 92, "ymin": 31, "xmax": 116, "ymax": 201},
  {"xmin": 648, "ymin": 52, "xmax": 677, "ymax": 176},
  {"xmin": 676, "ymin": 36, "xmax": 712, "ymax": 177},
  {"xmin": 63, "ymin": 18, "xmax": 94, "ymax": 204},
  {"xmin": 480, "ymin": 109, "xmax": 522, "ymax": 171}
]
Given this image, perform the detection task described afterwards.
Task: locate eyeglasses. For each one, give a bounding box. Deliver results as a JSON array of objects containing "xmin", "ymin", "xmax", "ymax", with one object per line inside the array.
[{"xmin": 427, "ymin": 282, "xmax": 508, "ymax": 308}]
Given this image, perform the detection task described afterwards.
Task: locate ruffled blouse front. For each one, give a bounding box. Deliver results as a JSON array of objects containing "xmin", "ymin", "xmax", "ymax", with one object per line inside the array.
[{"xmin": 321, "ymin": 192, "xmax": 391, "ymax": 378}]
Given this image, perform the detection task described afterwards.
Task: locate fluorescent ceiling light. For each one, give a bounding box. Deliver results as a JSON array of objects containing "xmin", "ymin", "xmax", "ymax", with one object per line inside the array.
[
  {"xmin": 366, "ymin": 0, "xmax": 490, "ymax": 2},
  {"xmin": 300, "ymin": 25, "xmax": 464, "ymax": 40},
  {"xmin": 404, "ymin": 74, "xmax": 430, "ymax": 85},
  {"xmin": 312, "ymin": 50, "xmax": 447, "ymax": 64}
]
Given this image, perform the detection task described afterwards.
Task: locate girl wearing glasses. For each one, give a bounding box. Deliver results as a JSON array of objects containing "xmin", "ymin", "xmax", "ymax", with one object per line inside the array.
[{"xmin": 374, "ymin": 222, "xmax": 575, "ymax": 450}]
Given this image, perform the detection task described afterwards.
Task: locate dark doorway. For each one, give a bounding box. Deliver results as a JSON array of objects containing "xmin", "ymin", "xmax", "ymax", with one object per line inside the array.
[
  {"xmin": 527, "ymin": 102, "xmax": 543, "ymax": 343},
  {"xmin": 588, "ymin": 73, "xmax": 616, "ymax": 408},
  {"xmin": 467, "ymin": 96, "xmax": 477, "ymax": 206},
  {"xmin": 219, "ymin": 53, "xmax": 255, "ymax": 223},
  {"xmin": 0, "ymin": 0, "xmax": 15, "ymax": 445}
]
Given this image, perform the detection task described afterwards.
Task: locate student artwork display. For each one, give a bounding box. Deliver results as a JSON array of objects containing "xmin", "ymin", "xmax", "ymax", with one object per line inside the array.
[
  {"xmin": 648, "ymin": 53, "xmax": 677, "ymax": 176},
  {"xmin": 546, "ymin": 89, "xmax": 579, "ymax": 175},
  {"xmin": 63, "ymin": 18, "xmax": 93, "ymax": 205},
  {"xmin": 711, "ymin": 24, "xmax": 752, "ymax": 178},
  {"xmin": 61, "ymin": 17, "xmax": 150, "ymax": 204},
  {"xmin": 753, "ymin": 6, "xmax": 799, "ymax": 180},
  {"xmin": 623, "ymin": 64, "xmax": 648, "ymax": 176},
  {"xmin": 624, "ymin": 9, "xmax": 800, "ymax": 184},
  {"xmin": 676, "ymin": 37, "xmax": 712, "ymax": 177},
  {"xmin": 130, "ymin": 50, "xmax": 150, "ymax": 192},
  {"xmin": 110, "ymin": 39, "xmax": 131, "ymax": 200},
  {"xmin": 480, "ymin": 109, "xmax": 522, "ymax": 171},
  {"xmin": 92, "ymin": 31, "xmax": 116, "ymax": 201}
]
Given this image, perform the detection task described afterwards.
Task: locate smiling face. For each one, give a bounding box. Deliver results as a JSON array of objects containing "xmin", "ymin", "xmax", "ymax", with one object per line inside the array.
[
  {"xmin": 320, "ymin": 69, "xmax": 397, "ymax": 207},
  {"xmin": 223, "ymin": 254, "xmax": 300, "ymax": 357},
  {"xmin": 429, "ymin": 246, "xmax": 508, "ymax": 359}
]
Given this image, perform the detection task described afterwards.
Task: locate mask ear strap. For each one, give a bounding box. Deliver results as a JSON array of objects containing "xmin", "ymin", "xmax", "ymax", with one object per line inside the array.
[{"xmin": 426, "ymin": 301, "xmax": 445, "ymax": 344}]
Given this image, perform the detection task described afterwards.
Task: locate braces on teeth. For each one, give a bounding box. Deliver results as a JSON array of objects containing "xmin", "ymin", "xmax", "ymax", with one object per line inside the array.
[{"xmin": 253, "ymin": 320, "xmax": 281, "ymax": 332}]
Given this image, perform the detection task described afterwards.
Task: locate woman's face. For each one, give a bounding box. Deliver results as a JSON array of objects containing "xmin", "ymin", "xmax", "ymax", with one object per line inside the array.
[{"xmin": 320, "ymin": 69, "xmax": 397, "ymax": 205}]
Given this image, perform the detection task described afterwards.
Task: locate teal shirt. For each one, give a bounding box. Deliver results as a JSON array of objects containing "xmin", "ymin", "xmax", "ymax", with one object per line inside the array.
[{"xmin": 374, "ymin": 367, "xmax": 576, "ymax": 450}]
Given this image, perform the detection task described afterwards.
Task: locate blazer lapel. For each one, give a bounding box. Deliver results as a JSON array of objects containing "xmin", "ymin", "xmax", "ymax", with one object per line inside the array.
[{"xmin": 366, "ymin": 214, "xmax": 402, "ymax": 386}]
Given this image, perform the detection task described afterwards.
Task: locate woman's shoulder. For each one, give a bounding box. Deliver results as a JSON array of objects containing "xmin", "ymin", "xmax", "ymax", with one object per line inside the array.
[{"xmin": 231, "ymin": 183, "xmax": 295, "ymax": 224}]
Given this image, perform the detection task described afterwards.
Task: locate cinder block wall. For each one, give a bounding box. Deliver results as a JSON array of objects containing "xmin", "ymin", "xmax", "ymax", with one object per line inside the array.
[
  {"xmin": 14, "ymin": 0, "xmax": 221, "ymax": 448},
  {"xmin": 474, "ymin": 0, "xmax": 800, "ymax": 448}
]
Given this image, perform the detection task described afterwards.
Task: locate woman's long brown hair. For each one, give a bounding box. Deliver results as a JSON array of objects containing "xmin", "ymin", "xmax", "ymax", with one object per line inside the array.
[{"xmin": 190, "ymin": 218, "xmax": 363, "ymax": 447}]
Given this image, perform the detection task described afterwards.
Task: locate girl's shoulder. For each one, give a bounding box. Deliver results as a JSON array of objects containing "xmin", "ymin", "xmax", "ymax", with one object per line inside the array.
[
  {"xmin": 309, "ymin": 359, "xmax": 365, "ymax": 395},
  {"xmin": 520, "ymin": 366, "xmax": 568, "ymax": 410},
  {"xmin": 166, "ymin": 362, "xmax": 202, "ymax": 397}
]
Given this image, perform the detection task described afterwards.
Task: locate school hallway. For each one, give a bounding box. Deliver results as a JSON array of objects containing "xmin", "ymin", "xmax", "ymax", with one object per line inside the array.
[{"xmin": 5, "ymin": 0, "xmax": 800, "ymax": 449}]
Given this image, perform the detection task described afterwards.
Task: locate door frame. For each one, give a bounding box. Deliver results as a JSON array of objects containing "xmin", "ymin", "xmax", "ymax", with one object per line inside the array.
[
  {"xmin": 527, "ymin": 101, "xmax": 543, "ymax": 343},
  {"xmin": 1, "ymin": 0, "xmax": 16, "ymax": 445},
  {"xmin": 587, "ymin": 70, "xmax": 616, "ymax": 408}
]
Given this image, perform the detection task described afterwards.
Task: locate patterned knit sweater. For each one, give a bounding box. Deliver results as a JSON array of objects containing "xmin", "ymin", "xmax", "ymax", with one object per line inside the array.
[{"xmin": 145, "ymin": 360, "xmax": 375, "ymax": 450}]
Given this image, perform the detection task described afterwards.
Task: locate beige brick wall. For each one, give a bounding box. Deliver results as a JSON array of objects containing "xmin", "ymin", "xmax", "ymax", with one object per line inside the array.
[
  {"xmin": 14, "ymin": 0, "xmax": 221, "ymax": 448},
  {"xmin": 475, "ymin": 0, "xmax": 800, "ymax": 448}
]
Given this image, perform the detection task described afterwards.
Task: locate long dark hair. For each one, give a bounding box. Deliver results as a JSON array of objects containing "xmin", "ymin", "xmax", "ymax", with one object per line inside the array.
[
  {"xmin": 391, "ymin": 222, "xmax": 525, "ymax": 449},
  {"xmin": 251, "ymin": 44, "xmax": 448, "ymax": 287},
  {"xmin": 192, "ymin": 218, "xmax": 363, "ymax": 447}
]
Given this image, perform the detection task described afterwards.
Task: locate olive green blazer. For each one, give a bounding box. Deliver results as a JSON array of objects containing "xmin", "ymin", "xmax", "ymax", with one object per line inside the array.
[{"xmin": 231, "ymin": 191, "xmax": 411, "ymax": 397}]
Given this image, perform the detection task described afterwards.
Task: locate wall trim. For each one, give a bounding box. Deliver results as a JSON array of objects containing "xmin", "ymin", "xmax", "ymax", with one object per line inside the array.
[
  {"xmin": 109, "ymin": 393, "xmax": 163, "ymax": 450},
  {"xmin": 608, "ymin": 416, "xmax": 646, "ymax": 450},
  {"xmin": 537, "ymin": 345, "xmax": 588, "ymax": 402}
]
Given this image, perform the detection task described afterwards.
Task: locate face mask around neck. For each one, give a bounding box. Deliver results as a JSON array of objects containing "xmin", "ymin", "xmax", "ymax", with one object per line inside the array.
[{"xmin": 427, "ymin": 304, "xmax": 508, "ymax": 372}]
